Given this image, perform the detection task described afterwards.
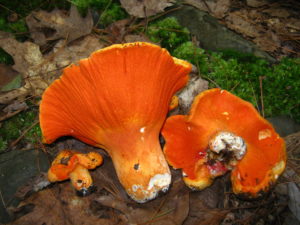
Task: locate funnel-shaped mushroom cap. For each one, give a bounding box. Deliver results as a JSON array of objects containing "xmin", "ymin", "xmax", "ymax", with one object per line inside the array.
[
  {"xmin": 40, "ymin": 42, "xmax": 191, "ymax": 202},
  {"xmin": 162, "ymin": 88, "xmax": 286, "ymax": 197}
]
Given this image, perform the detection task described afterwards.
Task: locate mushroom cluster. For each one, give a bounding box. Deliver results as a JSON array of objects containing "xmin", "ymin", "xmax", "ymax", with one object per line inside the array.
[
  {"xmin": 40, "ymin": 42, "xmax": 191, "ymax": 203},
  {"xmin": 162, "ymin": 88, "xmax": 286, "ymax": 197},
  {"xmin": 40, "ymin": 42, "xmax": 286, "ymax": 203}
]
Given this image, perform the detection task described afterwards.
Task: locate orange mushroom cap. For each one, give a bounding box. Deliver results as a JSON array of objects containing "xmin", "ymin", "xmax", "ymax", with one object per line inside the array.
[
  {"xmin": 47, "ymin": 150, "xmax": 103, "ymax": 195},
  {"xmin": 162, "ymin": 88, "xmax": 286, "ymax": 197},
  {"xmin": 40, "ymin": 42, "xmax": 191, "ymax": 202}
]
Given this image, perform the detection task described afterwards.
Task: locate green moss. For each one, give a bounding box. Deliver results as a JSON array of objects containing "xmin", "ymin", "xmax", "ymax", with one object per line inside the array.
[
  {"xmin": 0, "ymin": 109, "xmax": 42, "ymax": 151},
  {"xmin": 172, "ymin": 40, "xmax": 300, "ymax": 122},
  {"xmin": 0, "ymin": 137, "xmax": 8, "ymax": 152},
  {"xmin": 7, "ymin": 19, "xmax": 28, "ymax": 33},
  {"xmin": 70, "ymin": 0, "xmax": 127, "ymax": 25},
  {"xmin": 71, "ymin": 0, "xmax": 110, "ymax": 11},
  {"xmin": 147, "ymin": 17, "xmax": 190, "ymax": 51},
  {"xmin": 99, "ymin": 3, "xmax": 127, "ymax": 26},
  {"xmin": 0, "ymin": 48, "xmax": 13, "ymax": 64}
]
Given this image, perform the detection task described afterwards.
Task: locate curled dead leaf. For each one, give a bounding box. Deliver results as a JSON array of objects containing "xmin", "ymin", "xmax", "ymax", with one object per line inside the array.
[
  {"xmin": 120, "ymin": 0, "xmax": 175, "ymax": 18},
  {"xmin": 0, "ymin": 32, "xmax": 105, "ymax": 104},
  {"xmin": 225, "ymin": 10, "xmax": 261, "ymax": 38},
  {"xmin": 26, "ymin": 5, "xmax": 93, "ymax": 46},
  {"xmin": 184, "ymin": 0, "xmax": 230, "ymax": 18}
]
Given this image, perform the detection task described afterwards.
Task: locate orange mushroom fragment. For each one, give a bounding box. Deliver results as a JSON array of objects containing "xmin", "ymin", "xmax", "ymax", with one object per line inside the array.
[
  {"xmin": 40, "ymin": 42, "xmax": 191, "ymax": 203},
  {"xmin": 162, "ymin": 88, "xmax": 286, "ymax": 197},
  {"xmin": 169, "ymin": 95, "xmax": 179, "ymax": 111},
  {"xmin": 48, "ymin": 150, "xmax": 103, "ymax": 196}
]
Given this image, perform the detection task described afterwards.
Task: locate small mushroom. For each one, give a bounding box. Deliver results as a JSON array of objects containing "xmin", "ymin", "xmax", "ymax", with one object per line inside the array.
[
  {"xmin": 40, "ymin": 42, "xmax": 191, "ymax": 202},
  {"xmin": 162, "ymin": 88, "xmax": 286, "ymax": 197},
  {"xmin": 47, "ymin": 150, "xmax": 103, "ymax": 196}
]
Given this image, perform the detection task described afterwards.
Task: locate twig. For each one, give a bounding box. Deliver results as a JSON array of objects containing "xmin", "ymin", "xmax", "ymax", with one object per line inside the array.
[
  {"xmin": 248, "ymin": 79, "xmax": 260, "ymax": 113},
  {"xmin": 9, "ymin": 120, "xmax": 39, "ymax": 148},
  {"xmin": 0, "ymin": 188, "xmax": 6, "ymax": 209},
  {"xmin": 259, "ymin": 76, "xmax": 265, "ymax": 117}
]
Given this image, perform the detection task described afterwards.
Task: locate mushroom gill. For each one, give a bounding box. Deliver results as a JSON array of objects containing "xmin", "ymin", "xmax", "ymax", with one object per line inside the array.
[{"xmin": 40, "ymin": 42, "xmax": 191, "ymax": 202}]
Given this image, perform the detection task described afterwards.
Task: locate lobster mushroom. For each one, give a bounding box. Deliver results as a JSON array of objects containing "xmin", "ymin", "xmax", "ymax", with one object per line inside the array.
[
  {"xmin": 48, "ymin": 150, "xmax": 103, "ymax": 196},
  {"xmin": 162, "ymin": 88, "xmax": 286, "ymax": 197},
  {"xmin": 40, "ymin": 42, "xmax": 191, "ymax": 203}
]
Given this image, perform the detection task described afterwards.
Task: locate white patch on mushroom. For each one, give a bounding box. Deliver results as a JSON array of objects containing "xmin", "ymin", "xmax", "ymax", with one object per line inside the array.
[
  {"xmin": 140, "ymin": 127, "xmax": 146, "ymax": 133},
  {"xmin": 258, "ymin": 129, "xmax": 272, "ymax": 140},
  {"xmin": 220, "ymin": 90, "xmax": 224, "ymax": 94},
  {"xmin": 132, "ymin": 184, "xmax": 143, "ymax": 192},
  {"xmin": 129, "ymin": 173, "xmax": 171, "ymax": 203},
  {"xmin": 209, "ymin": 131, "xmax": 247, "ymax": 160},
  {"xmin": 199, "ymin": 151, "xmax": 205, "ymax": 156},
  {"xmin": 182, "ymin": 171, "xmax": 187, "ymax": 177},
  {"xmin": 222, "ymin": 111, "xmax": 229, "ymax": 116},
  {"xmin": 271, "ymin": 160, "xmax": 285, "ymax": 177},
  {"xmin": 147, "ymin": 173, "xmax": 171, "ymax": 191},
  {"xmin": 187, "ymin": 126, "xmax": 191, "ymax": 131}
]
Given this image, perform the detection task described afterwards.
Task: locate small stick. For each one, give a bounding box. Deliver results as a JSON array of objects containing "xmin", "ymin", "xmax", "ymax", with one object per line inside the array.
[
  {"xmin": 0, "ymin": 188, "xmax": 6, "ymax": 209},
  {"xmin": 9, "ymin": 120, "xmax": 39, "ymax": 148},
  {"xmin": 259, "ymin": 76, "xmax": 265, "ymax": 117}
]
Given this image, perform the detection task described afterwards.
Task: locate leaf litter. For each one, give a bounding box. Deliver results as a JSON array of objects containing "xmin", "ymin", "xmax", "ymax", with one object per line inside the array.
[{"xmin": 185, "ymin": 0, "xmax": 300, "ymax": 58}]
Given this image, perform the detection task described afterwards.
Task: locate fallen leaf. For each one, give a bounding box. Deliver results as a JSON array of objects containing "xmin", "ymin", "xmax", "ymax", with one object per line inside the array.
[
  {"xmin": 253, "ymin": 30, "xmax": 281, "ymax": 53},
  {"xmin": 95, "ymin": 177, "xmax": 189, "ymax": 225},
  {"xmin": 184, "ymin": 180, "xmax": 228, "ymax": 225},
  {"xmin": 0, "ymin": 101, "xmax": 28, "ymax": 121},
  {"xmin": 124, "ymin": 34, "xmax": 153, "ymax": 43},
  {"xmin": 120, "ymin": 0, "xmax": 174, "ymax": 18},
  {"xmin": 205, "ymin": 0, "xmax": 231, "ymax": 19},
  {"xmin": 105, "ymin": 18, "xmax": 131, "ymax": 43},
  {"xmin": 246, "ymin": 0, "xmax": 268, "ymax": 8},
  {"xmin": 288, "ymin": 182, "xmax": 300, "ymax": 222},
  {"xmin": 8, "ymin": 184, "xmax": 115, "ymax": 225},
  {"xmin": 225, "ymin": 10, "xmax": 261, "ymax": 38},
  {"xmin": 0, "ymin": 64, "xmax": 20, "ymax": 92},
  {"xmin": 0, "ymin": 32, "xmax": 105, "ymax": 104},
  {"xmin": 184, "ymin": 0, "xmax": 230, "ymax": 18},
  {"xmin": 263, "ymin": 8, "xmax": 291, "ymax": 18},
  {"xmin": 26, "ymin": 5, "xmax": 93, "ymax": 46}
]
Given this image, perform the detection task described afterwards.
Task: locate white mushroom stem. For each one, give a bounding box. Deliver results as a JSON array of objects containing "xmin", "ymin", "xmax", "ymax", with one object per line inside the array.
[{"xmin": 208, "ymin": 131, "xmax": 247, "ymax": 168}]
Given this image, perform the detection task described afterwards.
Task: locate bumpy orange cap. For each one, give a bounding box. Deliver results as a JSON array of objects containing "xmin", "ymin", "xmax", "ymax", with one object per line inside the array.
[{"xmin": 162, "ymin": 88, "xmax": 286, "ymax": 197}]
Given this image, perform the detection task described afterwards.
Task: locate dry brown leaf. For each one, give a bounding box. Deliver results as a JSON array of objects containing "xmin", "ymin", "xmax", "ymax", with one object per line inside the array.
[
  {"xmin": 124, "ymin": 34, "xmax": 153, "ymax": 43},
  {"xmin": 105, "ymin": 18, "xmax": 131, "ymax": 43},
  {"xmin": 0, "ymin": 101, "xmax": 28, "ymax": 121},
  {"xmin": 26, "ymin": 5, "xmax": 93, "ymax": 46},
  {"xmin": 184, "ymin": 0, "xmax": 230, "ymax": 18},
  {"xmin": 0, "ymin": 64, "xmax": 19, "ymax": 91},
  {"xmin": 120, "ymin": 0, "xmax": 174, "ymax": 18},
  {"xmin": 0, "ymin": 33, "xmax": 105, "ymax": 104},
  {"xmin": 263, "ymin": 8, "xmax": 291, "ymax": 18},
  {"xmin": 206, "ymin": 0, "xmax": 231, "ymax": 19},
  {"xmin": 184, "ymin": 180, "xmax": 228, "ymax": 225},
  {"xmin": 225, "ymin": 10, "xmax": 262, "ymax": 38},
  {"xmin": 8, "ymin": 184, "xmax": 116, "ymax": 225},
  {"xmin": 253, "ymin": 31, "xmax": 281, "ymax": 52},
  {"xmin": 246, "ymin": 0, "xmax": 268, "ymax": 8},
  {"xmin": 95, "ymin": 177, "xmax": 189, "ymax": 225}
]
